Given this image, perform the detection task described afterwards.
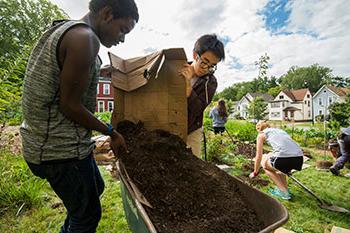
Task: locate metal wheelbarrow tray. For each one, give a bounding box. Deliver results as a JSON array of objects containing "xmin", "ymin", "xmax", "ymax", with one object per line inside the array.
[{"xmin": 117, "ymin": 162, "xmax": 288, "ymax": 233}]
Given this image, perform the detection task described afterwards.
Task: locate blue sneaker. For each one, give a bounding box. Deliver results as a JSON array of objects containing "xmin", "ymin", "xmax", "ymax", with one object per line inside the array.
[{"xmin": 269, "ymin": 187, "xmax": 291, "ymax": 200}]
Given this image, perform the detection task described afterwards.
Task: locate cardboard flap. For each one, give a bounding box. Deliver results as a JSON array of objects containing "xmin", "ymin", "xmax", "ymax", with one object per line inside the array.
[{"xmin": 109, "ymin": 48, "xmax": 186, "ymax": 92}]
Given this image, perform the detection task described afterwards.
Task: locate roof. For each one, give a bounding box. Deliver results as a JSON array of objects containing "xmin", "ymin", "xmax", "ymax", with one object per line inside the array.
[
  {"xmin": 327, "ymin": 85, "xmax": 350, "ymax": 97},
  {"xmin": 247, "ymin": 93, "xmax": 274, "ymax": 102},
  {"xmin": 281, "ymin": 88, "xmax": 310, "ymax": 101},
  {"xmin": 290, "ymin": 88, "xmax": 309, "ymax": 101}
]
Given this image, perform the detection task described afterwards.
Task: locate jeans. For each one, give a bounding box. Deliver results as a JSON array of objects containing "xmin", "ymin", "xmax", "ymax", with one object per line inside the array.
[
  {"xmin": 26, "ymin": 154, "xmax": 105, "ymax": 233},
  {"xmin": 333, "ymin": 134, "xmax": 350, "ymax": 170}
]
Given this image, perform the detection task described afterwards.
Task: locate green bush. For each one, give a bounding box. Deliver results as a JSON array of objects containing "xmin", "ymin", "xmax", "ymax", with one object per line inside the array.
[
  {"xmin": 95, "ymin": 111, "xmax": 112, "ymax": 123},
  {"xmin": 204, "ymin": 131, "xmax": 236, "ymax": 164},
  {"xmin": 225, "ymin": 120, "xmax": 257, "ymax": 142}
]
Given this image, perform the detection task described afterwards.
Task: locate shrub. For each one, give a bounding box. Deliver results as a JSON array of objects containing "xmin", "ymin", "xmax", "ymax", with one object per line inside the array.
[
  {"xmin": 95, "ymin": 111, "xmax": 112, "ymax": 123},
  {"xmin": 225, "ymin": 120, "xmax": 257, "ymax": 142}
]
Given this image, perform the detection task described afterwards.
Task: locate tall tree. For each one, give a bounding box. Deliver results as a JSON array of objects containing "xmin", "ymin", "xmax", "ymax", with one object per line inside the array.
[
  {"xmin": 255, "ymin": 53, "xmax": 270, "ymax": 79},
  {"xmin": 331, "ymin": 76, "xmax": 350, "ymax": 87},
  {"xmin": 0, "ymin": 0, "xmax": 67, "ymax": 123},
  {"xmin": 279, "ymin": 64, "xmax": 333, "ymax": 93},
  {"xmin": 0, "ymin": 0, "xmax": 67, "ymax": 63}
]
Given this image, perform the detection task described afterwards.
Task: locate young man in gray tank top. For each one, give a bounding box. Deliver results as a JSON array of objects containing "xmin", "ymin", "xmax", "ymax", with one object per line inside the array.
[{"xmin": 20, "ymin": 0, "xmax": 138, "ymax": 232}]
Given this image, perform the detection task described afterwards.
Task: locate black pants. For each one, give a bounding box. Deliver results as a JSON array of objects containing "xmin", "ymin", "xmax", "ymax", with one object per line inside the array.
[
  {"xmin": 213, "ymin": 126, "xmax": 225, "ymax": 134},
  {"xmin": 26, "ymin": 154, "xmax": 105, "ymax": 233}
]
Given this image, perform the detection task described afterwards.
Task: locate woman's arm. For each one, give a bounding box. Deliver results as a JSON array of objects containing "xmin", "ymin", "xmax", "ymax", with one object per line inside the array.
[{"xmin": 250, "ymin": 132, "xmax": 266, "ymax": 177}]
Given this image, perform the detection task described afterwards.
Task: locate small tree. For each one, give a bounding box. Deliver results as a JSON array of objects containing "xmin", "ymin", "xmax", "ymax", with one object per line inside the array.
[
  {"xmin": 328, "ymin": 94, "xmax": 350, "ymax": 127},
  {"xmin": 247, "ymin": 97, "xmax": 268, "ymax": 120}
]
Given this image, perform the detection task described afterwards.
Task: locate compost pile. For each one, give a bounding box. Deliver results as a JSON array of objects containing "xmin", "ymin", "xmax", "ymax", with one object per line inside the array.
[{"xmin": 117, "ymin": 121, "xmax": 265, "ymax": 233}]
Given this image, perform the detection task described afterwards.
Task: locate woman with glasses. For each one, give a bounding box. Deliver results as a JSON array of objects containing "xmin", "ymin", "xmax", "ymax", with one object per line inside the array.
[{"xmin": 179, "ymin": 34, "xmax": 225, "ymax": 157}]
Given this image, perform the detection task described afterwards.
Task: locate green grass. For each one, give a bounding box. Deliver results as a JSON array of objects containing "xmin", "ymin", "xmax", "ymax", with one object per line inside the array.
[
  {"xmin": 259, "ymin": 147, "xmax": 350, "ymax": 233},
  {"xmin": 1, "ymin": 147, "xmax": 349, "ymax": 233},
  {"xmin": 0, "ymin": 150, "xmax": 131, "ymax": 233}
]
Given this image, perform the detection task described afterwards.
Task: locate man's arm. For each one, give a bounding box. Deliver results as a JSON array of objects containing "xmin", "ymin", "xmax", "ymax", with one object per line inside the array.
[{"xmin": 58, "ymin": 26, "xmax": 126, "ymax": 153}]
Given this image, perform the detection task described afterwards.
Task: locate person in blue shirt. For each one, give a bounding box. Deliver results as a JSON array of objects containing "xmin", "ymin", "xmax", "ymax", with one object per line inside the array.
[
  {"xmin": 209, "ymin": 99, "xmax": 228, "ymax": 134},
  {"xmin": 329, "ymin": 126, "xmax": 350, "ymax": 176}
]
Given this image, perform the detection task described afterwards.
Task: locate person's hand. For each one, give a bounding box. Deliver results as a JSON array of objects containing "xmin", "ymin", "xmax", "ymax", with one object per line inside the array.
[
  {"xmin": 249, "ymin": 171, "xmax": 258, "ymax": 179},
  {"xmin": 178, "ymin": 64, "xmax": 195, "ymax": 82},
  {"xmin": 178, "ymin": 64, "xmax": 195, "ymax": 97},
  {"xmin": 110, "ymin": 130, "xmax": 128, "ymax": 157}
]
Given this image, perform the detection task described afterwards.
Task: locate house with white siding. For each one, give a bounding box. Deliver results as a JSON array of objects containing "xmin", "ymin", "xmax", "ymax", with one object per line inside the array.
[
  {"xmin": 312, "ymin": 85, "xmax": 350, "ymax": 121},
  {"xmin": 237, "ymin": 93, "xmax": 273, "ymax": 119},
  {"xmin": 269, "ymin": 88, "xmax": 312, "ymax": 121}
]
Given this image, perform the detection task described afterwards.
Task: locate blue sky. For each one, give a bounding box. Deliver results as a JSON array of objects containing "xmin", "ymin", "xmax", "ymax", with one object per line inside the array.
[
  {"xmin": 260, "ymin": 0, "xmax": 291, "ymax": 34},
  {"xmin": 51, "ymin": 0, "xmax": 350, "ymax": 91}
]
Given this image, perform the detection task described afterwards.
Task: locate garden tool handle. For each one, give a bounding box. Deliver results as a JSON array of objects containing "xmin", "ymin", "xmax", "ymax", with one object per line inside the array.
[{"xmin": 286, "ymin": 173, "xmax": 325, "ymax": 205}]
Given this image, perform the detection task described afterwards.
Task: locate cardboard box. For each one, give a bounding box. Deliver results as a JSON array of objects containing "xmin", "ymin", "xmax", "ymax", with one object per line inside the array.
[{"xmin": 109, "ymin": 48, "xmax": 188, "ymax": 141}]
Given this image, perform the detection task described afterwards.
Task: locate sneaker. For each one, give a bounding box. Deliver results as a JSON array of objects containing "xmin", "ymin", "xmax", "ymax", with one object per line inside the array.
[
  {"xmin": 269, "ymin": 187, "xmax": 291, "ymax": 200},
  {"xmin": 329, "ymin": 166, "xmax": 340, "ymax": 176}
]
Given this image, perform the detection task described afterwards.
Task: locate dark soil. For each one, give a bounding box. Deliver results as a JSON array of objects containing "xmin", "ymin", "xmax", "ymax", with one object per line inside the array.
[
  {"xmin": 116, "ymin": 121, "xmax": 265, "ymax": 233},
  {"xmin": 316, "ymin": 160, "xmax": 333, "ymax": 169},
  {"xmin": 234, "ymin": 142, "xmax": 269, "ymax": 159}
]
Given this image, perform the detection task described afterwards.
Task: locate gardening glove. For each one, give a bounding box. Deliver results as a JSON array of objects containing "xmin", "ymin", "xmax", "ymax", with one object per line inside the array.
[{"xmin": 249, "ymin": 171, "xmax": 258, "ymax": 179}]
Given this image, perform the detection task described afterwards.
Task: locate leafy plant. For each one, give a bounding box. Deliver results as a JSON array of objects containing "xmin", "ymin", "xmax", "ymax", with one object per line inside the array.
[{"xmin": 95, "ymin": 111, "xmax": 112, "ymax": 123}]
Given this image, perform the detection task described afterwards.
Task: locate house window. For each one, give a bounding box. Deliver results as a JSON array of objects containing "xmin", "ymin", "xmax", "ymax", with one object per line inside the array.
[
  {"xmin": 108, "ymin": 101, "xmax": 114, "ymax": 112},
  {"xmin": 238, "ymin": 106, "xmax": 240, "ymax": 111},
  {"xmin": 96, "ymin": 84, "xmax": 99, "ymax": 94},
  {"xmin": 279, "ymin": 95, "xmax": 284, "ymax": 99},
  {"xmin": 98, "ymin": 101, "xmax": 104, "ymax": 112},
  {"xmin": 103, "ymin": 84, "xmax": 110, "ymax": 95},
  {"xmin": 282, "ymin": 101, "xmax": 285, "ymax": 107},
  {"xmin": 307, "ymin": 94, "xmax": 310, "ymax": 98},
  {"xmin": 319, "ymin": 110, "xmax": 323, "ymax": 115},
  {"xmin": 271, "ymin": 102, "xmax": 280, "ymax": 108},
  {"xmin": 329, "ymin": 96, "xmax": 333, "ymax": 105},
  {"xmin": 318, "ymin": 98, "xmax": 322, "ymax": 105},
  {"xmin": 271, "ymin": 112, "xmax": 280, "ymax": 117},
  {"xmin": 308, "ymin": 101, "xmax": 310, "ymax": 107},
  {"xmin": 304, "ymin": 100, "xmax": 307, "ymax": 104},
  {"xmin": 308, "ymin": 111, "xmax": 311, "ymax": 117}
]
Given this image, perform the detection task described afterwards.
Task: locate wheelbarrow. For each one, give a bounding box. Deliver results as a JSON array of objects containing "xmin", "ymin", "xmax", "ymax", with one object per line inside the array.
[{"xmin": 117, "ymin": 161, "xmax": 289, "ymax": 233}]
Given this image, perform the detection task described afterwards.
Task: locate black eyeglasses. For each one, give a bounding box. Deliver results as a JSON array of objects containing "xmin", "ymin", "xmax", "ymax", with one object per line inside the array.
[{"xmin": 197, "ymin": 54, "xmax": 217, "ymax": 73}]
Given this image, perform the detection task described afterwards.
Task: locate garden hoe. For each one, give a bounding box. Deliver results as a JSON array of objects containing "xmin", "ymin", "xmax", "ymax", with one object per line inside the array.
[{"xmin": 286, "ymin": 173, "xmax": 349, "ymax": 213}]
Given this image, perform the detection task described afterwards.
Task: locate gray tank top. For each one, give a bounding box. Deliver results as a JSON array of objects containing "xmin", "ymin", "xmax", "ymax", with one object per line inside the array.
[
  {"xmin": 20, "ymin": 20, "xmax": 101, "ymax": 164},
  {"xmin": 263, "ymin": 128, "xmax": 303, "ymax": 158}
]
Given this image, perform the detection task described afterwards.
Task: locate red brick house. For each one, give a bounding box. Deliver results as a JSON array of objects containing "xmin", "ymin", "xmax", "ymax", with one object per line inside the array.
[{"xmin": 96, "ymin": 66, "xmax": 114, "ymax": 112}]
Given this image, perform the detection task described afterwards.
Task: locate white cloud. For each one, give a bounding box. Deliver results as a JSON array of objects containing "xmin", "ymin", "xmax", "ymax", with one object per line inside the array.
[{"xmin": 48, "ymin": 0, "xmax": 350, "ymax": 92}]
